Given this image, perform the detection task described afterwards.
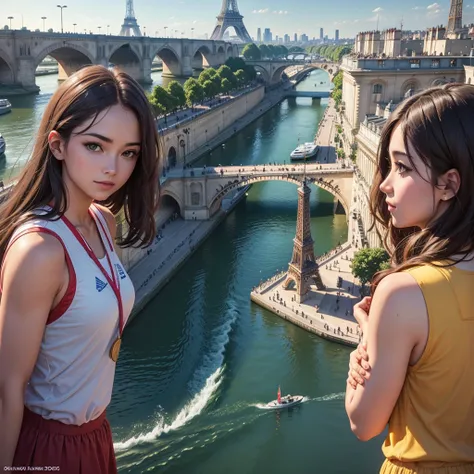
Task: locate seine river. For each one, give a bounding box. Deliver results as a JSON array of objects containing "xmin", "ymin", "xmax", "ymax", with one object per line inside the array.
[{"xmin": 0, "ymin": 70, "xmax": 384, "ymax": 473}]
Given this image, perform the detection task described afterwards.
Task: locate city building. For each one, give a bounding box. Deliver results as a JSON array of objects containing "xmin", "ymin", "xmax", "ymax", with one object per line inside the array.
[
  {"xmin": 320, "ymin": 28, "xmax": 324, "ymax": 40},
  {"xmin": 335, "ymin": 29, "xmax": 339, "ymax": 41},
  {"xmin": 257, "ymin": 27, "xmax": 261, "ymax": 42},
  {"xmin": 300, "ymin": 33, "xmax": 309, "ymax": 43},
  {"xmin": 263, "ymin": 27, "xmax": 272, "ymax": 43},
  {"xmin": 294, "ymin": 33, "xmax": 297, "ymax": 42},
  {"xmin": 284, "ymin": 34, "xmax": 290, "ymax": 44}
]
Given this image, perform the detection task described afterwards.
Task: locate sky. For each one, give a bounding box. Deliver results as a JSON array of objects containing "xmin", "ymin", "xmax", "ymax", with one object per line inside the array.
[{"xmin": 4, "ymin": 0, "xmax": 474, "ymax": 40}]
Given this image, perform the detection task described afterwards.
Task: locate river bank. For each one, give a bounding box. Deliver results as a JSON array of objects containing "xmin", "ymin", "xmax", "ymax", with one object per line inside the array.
[{"xmin": 127, "ymin": 81, "xmax": 297, "ymax": 319}]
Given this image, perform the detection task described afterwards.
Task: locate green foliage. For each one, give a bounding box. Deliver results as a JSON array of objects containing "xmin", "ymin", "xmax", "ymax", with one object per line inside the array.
[
  {"xmin": 288, "ymin": 46, "xmax": 305, "ymax": 53},
  {"xmin": 308, "ymin": 44, "xmax": 353, "ymax": 62},
  {"xmin": 235, "ymin": 69, "xmax": 246, "ymax": 85},
  {"xmin": 331, "ymin": 70, "xmax": 343, "ymax": 107},
  {"xmin": 198, "ymin": 68, "xmax": 217, "ymax": 84},
  {"xmin": 258, "ymin": 44, "xmax": 271, "ymax": 58},
  {"xmin": 148, "ymin": 85, "xmax": 173, "ymax": 116},
  {"xmin": 221, "ymin": 78, "xmax": 232, "ymax": 94},
  {"xmin": 184, "ymin": 80, "xmax": 204, "ymax": 107},
  {"xmin": 242, "ymin": 43, "xmax": 261, "ymax": 60},
  {"xmin": 166, "ymin": 81, "xmax": 186, "ymax": 110},
  {"xmin": 225, "ymin": 56, "xmax": 247, "ymax": 72},
  {"xmin": 203, "ymin": 79, "xmax": 219, "ymax": 99},
  {"xmin": 351, "ymin": 248, "xmax": 390, "ymax": 287}
]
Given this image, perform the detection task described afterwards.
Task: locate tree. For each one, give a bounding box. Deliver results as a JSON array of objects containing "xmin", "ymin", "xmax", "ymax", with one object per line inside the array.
[
  {"xmin": 167, "ymin": 81, "xmax": 186, "ymax": 110},
  {"xmin": 225, "ymin": 56, "xmax": 247, "ymax": 72},
  {"xmin": 220, "ymin": 78, "xmax": 232, "ymax": 94},
  {"xmin": 234, "ymin": 69, "xmax": 246, "ymax": 86},
  {"xmin": 258, "ymin": 44, "xmax": 270, "ymax": 59},
  {"xmin": 242, "ymin": 43, "xmax": 261, "ymax": 60},
  {"xmin": 351, "ymin": 248, "xmax": 390, "ymax": 290},
  {"xmin": 203, "ymin": 79, "xmax": 219, "ymax": 99},
  {"xmin": 185, "ymin": 82, "xmax": 204, "ymax": 107},
  {"xmin": 148, "ymin": 85, "xmax": 173, "ymax": 116},
  {"xmin": 198, "ymin": 68, "xmax": 217, "ymax": 85},
  {"xmin": 217, "ymin": 64, "xmax": 237, "ymax": 89}
]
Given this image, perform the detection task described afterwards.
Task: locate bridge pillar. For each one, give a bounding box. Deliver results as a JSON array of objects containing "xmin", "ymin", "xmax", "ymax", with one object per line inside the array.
[
  {"xmin": 333, "ymin": 198, "xmax": 346, "ymax": 215},
  {"xmin": 181, "ymin": 54, "xmax": 194, "ymax": 77},
  {"xmin": 15, "ymin": 58, "xmax": 39, "ymax": 91}
]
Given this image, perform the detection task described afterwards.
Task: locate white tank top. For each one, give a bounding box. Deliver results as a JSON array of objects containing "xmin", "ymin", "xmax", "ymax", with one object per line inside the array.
[{"xmin": 2, "ymin": 205, "xmax": 135, "ymax": 425}]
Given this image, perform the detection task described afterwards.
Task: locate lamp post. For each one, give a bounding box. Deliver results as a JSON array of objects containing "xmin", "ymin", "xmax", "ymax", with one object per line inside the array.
[
  {"xmin": 41, "ymin": 16, "xmax": 47, "ymax": 32},
  {"xmin": 107, "ymin": 24, "xmax": 110, "ymax": 35},
  {"xmin": 143, "ymin": 26, "xmax": 147, "ymax": 36},
  {"xmin": 73, "ymin": 22, "xmax": 76, "ymax": 33},
  {"xmin": 57, "ymin": 5, "xmax": 67, "ymax": 33},
  {"xmin": 7, "ymin": 16, "xmax": 13, "ymax": 30},
  {"xmin": 164, "ymin": 26, "xmax": 168, "ymax": 38},
  {"xmin": 191, "ymin": 27, "xmax": 194, "ymax": 39},
  {"xmin": 98, "ymin": 26, "xmax": 101, "ymax": 34}
]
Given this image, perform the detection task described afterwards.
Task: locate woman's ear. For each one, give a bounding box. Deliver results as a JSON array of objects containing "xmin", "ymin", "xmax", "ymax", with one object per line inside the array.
[
  {"xmin": 437, "ymin": 168, "xmax": 461, "ymax": 201},
  {"xmin": 48, "ymin": 131, "xmax": 65, "ymax": 161}
]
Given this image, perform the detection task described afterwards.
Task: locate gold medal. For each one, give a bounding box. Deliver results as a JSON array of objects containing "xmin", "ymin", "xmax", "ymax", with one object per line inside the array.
[{"xmin": 110, "ymin": 337, "xmax": 122, "ymax": 362}]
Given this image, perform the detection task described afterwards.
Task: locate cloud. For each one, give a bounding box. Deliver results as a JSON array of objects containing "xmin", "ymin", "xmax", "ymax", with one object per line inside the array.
[
  {"xmin": 372, "ymin": 7, "xmax": 383, "ymax": 13},
  {"xmin": 252, "ymin": 8, "xmax": 269, "ymax": 13},
  {"xmin": 412, "ymin": 6, "xmax": 421, "ymax": 9},
  {"xmin": 427, "ymin": 2, "xmax": 440, "ymax": 9},
  {"xmin": 272, "ymin": 10, "xmax": 288, "ymax": 14}
]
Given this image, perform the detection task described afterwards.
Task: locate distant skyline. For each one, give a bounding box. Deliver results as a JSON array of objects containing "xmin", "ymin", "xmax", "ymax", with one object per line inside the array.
[{"xmin": 4, "ymin": 0, "xmax": 474, "ymax": 39}]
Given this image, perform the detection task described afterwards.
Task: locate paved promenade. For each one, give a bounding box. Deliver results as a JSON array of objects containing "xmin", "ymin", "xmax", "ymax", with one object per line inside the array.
[
  {"xmin": 251, "ymin": 243, "xmax": 362, "ymax": 347},
  {"xmin": 313, "ymin": 98, "xmax": 337, "ymax": 164}
]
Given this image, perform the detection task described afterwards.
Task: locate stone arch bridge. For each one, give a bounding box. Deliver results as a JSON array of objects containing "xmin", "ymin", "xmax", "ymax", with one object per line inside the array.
[
  {"xmin": 0, "ymin": 30, "xmax": 239, "ymax": 92},
  {"xmin": 162, "ymin": 163, "xmax": 354, "ymax": 220},
  {"xmin": 244, "ymin": 59, "xmax": 339, "ymax": 85}
]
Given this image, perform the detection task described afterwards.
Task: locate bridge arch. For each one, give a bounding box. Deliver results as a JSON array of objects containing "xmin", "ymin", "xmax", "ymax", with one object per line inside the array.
[
  {"xmin": 252, "ymin": 64, "xmax": 270, "ymax": 83},
  {"xmin": 161, "ymin": 191, "xmax": 183, "ymax": 217},
  {"xmin": 0, "ymin": 49, "xmax": 14, "ymax": 84},
  {"xmin": 226, "ymin": 45, "xmax": 233, "ymax": 58},
  {"xmin": 208, "ymin": 175, "xmax": 349, "ymax": 217},
  {"xmin": 152, "ymin": 44, "xmax": 182, "ymax": 77},
  {"xmin": 108, "ymin": 42, "xmax": 143, "ymax": 80},
  {"xmin": 270, "ymin": 65, "xmax": 295, "ymax": 83},
  {"xmin": 34, "ymin": 42, "xmax": 95, "ymax": 79},
  {"xmin": 191, "ymin": 45, "xmax": 212, "ymax": 70}
]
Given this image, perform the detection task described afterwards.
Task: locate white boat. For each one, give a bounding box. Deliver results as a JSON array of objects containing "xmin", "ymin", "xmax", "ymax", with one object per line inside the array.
[
  {"xmin": 0, "ymin": 133, "xmax": 5, "ymax": 155},
  {"xmin": 0, "ymin": 99, "xmax": 12, "ymax": 116},
  {"xmin": 290, "ymin": 142, "xmax": 319, "ymax": 161},
  {"xmin": 265, "ymin": 394, "xmax": 304, "ymax": 409}
]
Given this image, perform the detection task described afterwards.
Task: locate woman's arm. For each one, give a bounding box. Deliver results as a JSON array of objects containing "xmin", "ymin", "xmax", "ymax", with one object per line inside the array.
[
  {"xmin": 345, "ymin": 272, "xmax": 427, "ymax": 441},
  {"xmin": 0, "ymin": 233, "xmax": 64, "ymax": 469}
]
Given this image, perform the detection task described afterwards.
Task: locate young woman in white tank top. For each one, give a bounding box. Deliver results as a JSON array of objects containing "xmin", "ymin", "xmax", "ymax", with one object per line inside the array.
[{"xmin": 0, "ymin": 65, "xmax": 161, "ymax": 473}]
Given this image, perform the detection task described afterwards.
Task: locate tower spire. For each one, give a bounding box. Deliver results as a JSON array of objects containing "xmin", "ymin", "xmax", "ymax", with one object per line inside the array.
[
  {"xmin": 283, "ymin": 181, "xmax": 325, "ymax": 303},
  {"xmin": 210, "ymin": 0, "xmax": 252, "ymax": 43},
  {"xmin": 447, "ymin": 0, "xmax": 463, "ymax": 35},
  {"xmin": 119, "ymin": 0, "xmax": 142, "ymax": 37}
]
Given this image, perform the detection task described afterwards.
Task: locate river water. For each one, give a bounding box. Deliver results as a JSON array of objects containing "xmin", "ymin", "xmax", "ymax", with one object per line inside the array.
[{"xmin": 0, "ymin": 70, "xmax": 385, "ymax": 473}]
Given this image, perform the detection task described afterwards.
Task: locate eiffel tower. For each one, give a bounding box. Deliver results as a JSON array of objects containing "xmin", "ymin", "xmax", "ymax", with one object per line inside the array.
[
  {"xmin": 119, "ymin": 0, "xmax": 142, "ymax": 37},
  {"xmin": 447, "ymin": 0, "xmax": 463, "ymax": 35},
  {"xmin": 210, "ymin": 0, "xmax": 252, "ymax": 43},
  {"xmin": 283, "ymin": 178, "xmax": 325, "ymax": 303}
]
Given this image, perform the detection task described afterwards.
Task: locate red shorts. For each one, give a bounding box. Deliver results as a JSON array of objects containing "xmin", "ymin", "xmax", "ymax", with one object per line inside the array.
[{"xmin": 13, "ymin": 406, "xmax": 117, "ymax": 474}]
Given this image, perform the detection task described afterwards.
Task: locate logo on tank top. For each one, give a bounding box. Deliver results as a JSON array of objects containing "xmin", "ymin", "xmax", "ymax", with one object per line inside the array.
[
  {"xmin": 95, "ymin": 277, "xmax": 108, "ymax": 292},
  {"xmin": 115, "ymin": 263, "xmax": 127, "ymax": 280}
]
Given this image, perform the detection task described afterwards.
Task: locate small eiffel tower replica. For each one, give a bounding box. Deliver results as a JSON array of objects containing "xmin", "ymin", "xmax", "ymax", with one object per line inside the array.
[
  {"xmin": 283, "ymin": 161, "xmax": 325, "ymax": 303},
  {"xmin": 210, "ymin": 0, "xmax": 252, "ymax": 43}
]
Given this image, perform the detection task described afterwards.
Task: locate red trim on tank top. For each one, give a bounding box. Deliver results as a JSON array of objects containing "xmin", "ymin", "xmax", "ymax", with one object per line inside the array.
[{"xmin": 0, "ymin": 227, "xmax": 77, "ymax": 325}]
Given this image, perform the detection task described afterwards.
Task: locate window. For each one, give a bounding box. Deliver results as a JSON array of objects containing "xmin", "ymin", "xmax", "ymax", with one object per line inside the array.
[
  {"xmin": 373, "ymin": 84, "xmax": 383, "ymax": 94},
  {"xmin": 450, "ymin": 59, "xmax": 457, "ymax": 68},
  {"xmin": 431, "ymin": 59, "xmax": 440, "ymax": 68},
  {"xmin": 410, "ymin": 59, "xmax": 420, "ymax": 69},
  {"xmin": 377, "ymin": 60, "xmax": 385, "ymax": 68}
]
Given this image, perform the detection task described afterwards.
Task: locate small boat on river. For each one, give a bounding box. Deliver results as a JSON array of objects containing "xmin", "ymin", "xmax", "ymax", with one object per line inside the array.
[
  {"xmin": 0, "ymin": 99, "xmax": 12, "ymax": 116},
  {"xmin": 290, "ymin": 142, "xmax": 318, "ymax": 161},
  {"xmin": 264, "ymin": 387, "xmax": 303, "ymax": 410}
]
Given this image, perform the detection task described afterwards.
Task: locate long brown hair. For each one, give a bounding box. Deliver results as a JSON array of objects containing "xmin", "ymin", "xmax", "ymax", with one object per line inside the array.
[
  {"xmin": 0, "ymin": 65, "xmax": 161, "ymax": 257},
  {"xmin": 370, "ymin": 83, "xmax": 474, "ymax": 291}
]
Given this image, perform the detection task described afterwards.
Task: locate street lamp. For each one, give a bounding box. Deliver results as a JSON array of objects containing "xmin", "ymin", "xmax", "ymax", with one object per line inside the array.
[
  {"xmin": 191, "ymin": 27, "xmax": 194, "ymax": 39},
  {"xmin": 57, "ymin": 5, "xmax": 67, "ymax": 33},
  {"xmin": 107, "ymin": 24, "xmax": 110, "ymax": 35},
  {"xmin": 73, "ymin": 22, "xmax": 76, "ymax": 33},
  {"xmin": 41, "ymin": 16, "xmax": 47, "ymax": 32},
  {"xmin": 164, "ymin": 26, "xmax": 168, "ymax": 38},
  {"xmin": 98, "ymin": 26, "xmax": 101, "ymax": 34},
  {"xmin": 143, "ymin": 26, "xmax": 146, "ymax": 36},
  {"xmin": 7, "ymin": 16, "xmax": 13, "ymax": 30}
]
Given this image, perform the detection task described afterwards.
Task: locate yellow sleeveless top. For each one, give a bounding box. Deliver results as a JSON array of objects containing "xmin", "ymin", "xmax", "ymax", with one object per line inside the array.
[{"xmin": 380, "ymin": 264, "xmax": 474, "ymax": 474}]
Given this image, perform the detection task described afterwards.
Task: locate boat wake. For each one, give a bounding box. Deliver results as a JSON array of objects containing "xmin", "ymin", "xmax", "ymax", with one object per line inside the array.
[{"xmin": 114, "ymin": 304, "xmax": 239, "ymax": 451}]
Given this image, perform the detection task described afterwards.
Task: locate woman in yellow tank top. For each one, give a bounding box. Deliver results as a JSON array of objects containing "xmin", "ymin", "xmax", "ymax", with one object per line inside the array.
[{"xmin": 345, "ymin": 83, "xmax": 474, "ymax": 474}]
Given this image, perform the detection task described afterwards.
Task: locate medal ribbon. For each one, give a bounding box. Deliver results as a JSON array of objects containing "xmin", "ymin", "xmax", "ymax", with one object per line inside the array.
[{"xmin": 61, "ymin": 207, "xmax": 124, "ymax": 339}]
